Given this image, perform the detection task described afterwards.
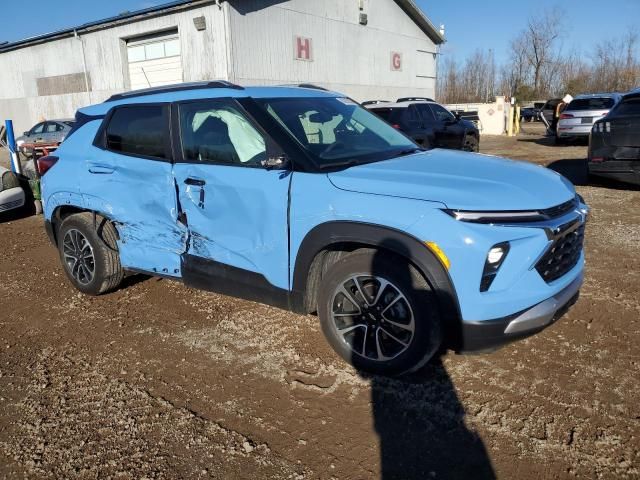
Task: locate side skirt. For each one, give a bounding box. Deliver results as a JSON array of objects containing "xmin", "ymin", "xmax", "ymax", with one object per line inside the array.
[{"xmin": 181, "ymin": 254, "xmax": 293, "ymax": 311}]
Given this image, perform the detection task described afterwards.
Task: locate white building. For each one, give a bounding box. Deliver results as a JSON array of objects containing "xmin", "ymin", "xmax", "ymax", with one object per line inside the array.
[{"xmin": 0, "ymin": 0, "xmax": 444, "ymax": 133}]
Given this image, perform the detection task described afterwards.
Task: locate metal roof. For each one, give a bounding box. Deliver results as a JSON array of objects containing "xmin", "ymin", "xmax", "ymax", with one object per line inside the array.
[
  {"xmin": 0, "ymin": 0, "xmax": 444, "ymax": 53},
  {"xmin": 0, "ymin": 0, "xmax": 214, "ymax": 53}
]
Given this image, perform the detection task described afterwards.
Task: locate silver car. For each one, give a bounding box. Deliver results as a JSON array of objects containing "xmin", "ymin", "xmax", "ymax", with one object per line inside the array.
[
  {"xmin": 0, "ymin": 166, "xmax": 25, "ymax": 214},
  {"xmin": 16, "ymin": 118, "xmax": 75, "ymax": 154},
  {"xmin": 557, "ymin": 93, "xmax": 622, "ymax": 143}
]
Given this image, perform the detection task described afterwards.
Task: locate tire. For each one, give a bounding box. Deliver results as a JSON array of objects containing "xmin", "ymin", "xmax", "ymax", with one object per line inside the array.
[
  {"xmin": 317, "ymin": 250, "xmax": 442, "ymax": 376},
  {"xmin": 57, "ymin": 212, "xmax": 124, "ymax": 295},
  {"xmin": 463, "ymin": 134, "xmax": 479, "ymax": 152}
]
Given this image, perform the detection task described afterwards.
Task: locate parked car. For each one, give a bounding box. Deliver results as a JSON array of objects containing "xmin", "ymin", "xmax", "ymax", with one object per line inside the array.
[
  {"xmin": 366, "ymin": 100, "xmax": 480, "ymax": 151},
  {"xmin": 15, "ymin": 119, "xmax": 75, "ymax": 153},
  {"xmin": 40, "ymin": 82, "xmax": 588, "ymax": 375},
  {"xmin": 588, "ymin": 89, "xmax": 640, "ymax": 185},
  {"xmin": 557, "ymin": 93, "xmax": 622, "ymax": 144},
  {"xmin": 540, "ymin": 98, "xmax": 562, "ymax": 125},
  {"xmin": 0, "ymin": 166, "xmax": 25, "ymax": 214},
  {"xmin": 520, "ymin": 107, "xmax": 538, "ymax": 122}
]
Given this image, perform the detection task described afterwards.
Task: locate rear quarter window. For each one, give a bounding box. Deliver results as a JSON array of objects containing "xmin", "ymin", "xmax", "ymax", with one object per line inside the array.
[
  {"xmin": 105, "ymin": 105, "xmax": 167, "ymax": 159},
  {"xmin": 614, "ymin": 98, "xmax": 640, "ymax": 116}
]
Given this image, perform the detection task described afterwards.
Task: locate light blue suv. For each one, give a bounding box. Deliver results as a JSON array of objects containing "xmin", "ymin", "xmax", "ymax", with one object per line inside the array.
[{"xmin": 38, "ymin": 82, "xmax": 588, "ymax": 375}]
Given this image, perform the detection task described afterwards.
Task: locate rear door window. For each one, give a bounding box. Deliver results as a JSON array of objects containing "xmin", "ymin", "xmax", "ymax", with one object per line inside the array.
[{"xmin": 105, "ymin": 105, "xmax": 168, "ymax": 159}]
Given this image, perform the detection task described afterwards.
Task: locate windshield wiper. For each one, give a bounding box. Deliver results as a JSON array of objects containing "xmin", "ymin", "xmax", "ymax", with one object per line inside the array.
[
  {"xmin": 318, "ymin": 158, "xmax": 360, "ymax": 170},
  {"xmin": 397, "ymin": 147, "xmax": 425, "ymax": 156}
]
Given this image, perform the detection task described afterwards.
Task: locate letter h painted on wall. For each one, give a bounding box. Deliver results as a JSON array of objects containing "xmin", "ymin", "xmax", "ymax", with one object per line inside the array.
[{"xmin": 294, "ymin": 36, "xmax": 313, "ymax": 61}]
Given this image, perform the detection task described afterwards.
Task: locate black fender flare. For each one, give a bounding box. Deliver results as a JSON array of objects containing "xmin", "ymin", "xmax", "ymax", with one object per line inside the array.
[{"xmin": 291, "ymin": 221, "xmax": 462, "ymax": 345}]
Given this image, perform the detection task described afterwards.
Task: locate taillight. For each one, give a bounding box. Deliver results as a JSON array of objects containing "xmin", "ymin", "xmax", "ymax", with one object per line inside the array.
[
  {"xmin": 560, "ymin": 113, "xmax": 574, "ymax": 119},
  {"xmin": 37, "ymin": 155, "xmax": 59, "ymax": 176},
  {"xmin": 391, "ymin": 124, "xmax": 401, "ymax": 129}
]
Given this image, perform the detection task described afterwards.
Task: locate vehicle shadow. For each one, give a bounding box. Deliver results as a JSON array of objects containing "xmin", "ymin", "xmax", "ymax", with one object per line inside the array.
[
  {"xmin": 353, "ymin": 242, "xmax": 496, "ymax": 479},
  {"xmin": 546, "ymin": 158, "xmax": 590, "ymax": 185},
  {"xmin": 546, "ymin": 158, "xmax": 640, "ymax": 190}
]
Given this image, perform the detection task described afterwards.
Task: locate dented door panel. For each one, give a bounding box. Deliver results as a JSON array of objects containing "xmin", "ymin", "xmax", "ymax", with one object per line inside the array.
[
  {"xmin": 80, "ymin": 150, "xmax": 186, "ymax": 277},
  {"xmin": 173, "ymin": 163, "xmax": 291, "ymax": 289}
]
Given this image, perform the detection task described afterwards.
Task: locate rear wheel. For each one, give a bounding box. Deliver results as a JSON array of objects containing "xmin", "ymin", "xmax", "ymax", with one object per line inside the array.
[
  {"xmin": 317, "ymin": 250, "xmax": 442, "ymax": 376},
  {"xmin": 57, "ymin": 212, "xmax": 124, "ymax": 295},
  {"xmin": 463, "ymin": 134, "xmax": 479, "ymax": 152}
]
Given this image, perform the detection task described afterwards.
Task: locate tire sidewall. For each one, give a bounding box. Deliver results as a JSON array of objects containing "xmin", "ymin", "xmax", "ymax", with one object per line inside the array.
[
  {"xmin": 317, "ymin": 252, "xmax": 442, "ymax": 376},
  {"xmin": 58, "ymin": 215, "xmax": 114, "ymax": 295}
]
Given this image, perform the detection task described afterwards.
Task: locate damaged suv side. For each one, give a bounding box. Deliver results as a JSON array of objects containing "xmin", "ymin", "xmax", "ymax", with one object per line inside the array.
[{"xmin": 40, "ymin": 82, "xmax": 588, "ymax": 375}]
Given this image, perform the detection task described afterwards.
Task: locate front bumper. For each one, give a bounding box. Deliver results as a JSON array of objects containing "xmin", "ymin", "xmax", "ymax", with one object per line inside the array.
[
  {"xmin": 0, "ymin": 187, "xmax": 26, "ymax": 213},
  {"xmin": 459, "ymin": 272, "xmax": 583, "ymax": 352}
]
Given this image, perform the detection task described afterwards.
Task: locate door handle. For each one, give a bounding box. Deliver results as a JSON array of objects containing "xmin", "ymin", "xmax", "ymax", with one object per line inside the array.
[
  {"xmin": 88, "ymin": 164, "xmax": 114, "ymax": 174},
  {"xmin": 184, "ymin": 177, "xmax": 206, "ymax": 186}
]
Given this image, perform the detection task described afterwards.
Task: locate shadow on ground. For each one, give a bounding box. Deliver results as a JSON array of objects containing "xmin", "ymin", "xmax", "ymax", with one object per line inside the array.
[
  {"xmin": 369, "ymin": 361, "xmax": 496, "ymax": 479},
  {"xmin": 338, "ymin": 241, "xmax": 496, "ymax": 479}
]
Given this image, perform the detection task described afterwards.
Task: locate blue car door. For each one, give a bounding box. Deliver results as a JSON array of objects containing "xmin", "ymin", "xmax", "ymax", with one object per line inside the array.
[
  {"xmin": 172, "ymin": 99, "xmax": 292, "ymax": 304},
  {"xmin": 83, "ymin": 103, "xmax": 185, "ymax": 276}
]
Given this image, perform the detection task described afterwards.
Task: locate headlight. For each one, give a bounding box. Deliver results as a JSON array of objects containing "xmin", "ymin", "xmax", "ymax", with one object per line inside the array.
[{"xmin": 480, "ymin": 242, "xmax": 510, "ymax": 292}]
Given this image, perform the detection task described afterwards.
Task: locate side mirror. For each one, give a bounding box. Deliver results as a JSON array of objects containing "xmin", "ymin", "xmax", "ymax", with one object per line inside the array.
[
  {"xmin": 24, "ymin": 131, "xmax": 29, "ymax": 136},
  {"xmin": 261, "ymin": 154, "xmax": 289, "ymax": 170}
]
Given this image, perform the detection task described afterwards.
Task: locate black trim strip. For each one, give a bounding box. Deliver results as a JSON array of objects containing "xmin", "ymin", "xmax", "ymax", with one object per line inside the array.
[{"xmin": 182, "ymin": 254, "xmax": 290, "ymax": 311}]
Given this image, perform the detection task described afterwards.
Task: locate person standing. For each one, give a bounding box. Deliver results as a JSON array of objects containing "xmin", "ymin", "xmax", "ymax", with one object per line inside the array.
[{"xmin": 552, "ymin": 94, "xmax": 573, "ymax": 134}]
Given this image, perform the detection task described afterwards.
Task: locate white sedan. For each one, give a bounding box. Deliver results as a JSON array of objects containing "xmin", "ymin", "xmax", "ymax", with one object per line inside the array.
[{"xmin": 0, "ymin": 166, "xmax": 25, "ymax": 213}]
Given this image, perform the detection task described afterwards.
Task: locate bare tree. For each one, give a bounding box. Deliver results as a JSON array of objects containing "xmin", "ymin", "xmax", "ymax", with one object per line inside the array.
[{"xmin": 522, "ymin": 8, "xmax": 563, "ymax": 95}]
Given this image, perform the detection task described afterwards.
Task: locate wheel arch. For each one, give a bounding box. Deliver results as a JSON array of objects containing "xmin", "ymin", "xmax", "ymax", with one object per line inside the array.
[
  {"xmin": 291, "ymin": 221, "xmax": 463, "ymax": 347},
  {"xmin": 47, "ymin": 205, "xmax": 118, "ymax": 247}
]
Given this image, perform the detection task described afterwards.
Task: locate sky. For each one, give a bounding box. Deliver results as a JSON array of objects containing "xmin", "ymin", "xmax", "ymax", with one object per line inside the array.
[
  {"xmin": 1, "ymin": 0, "xmax": 639, "ymax": 66},
  {"xmin": 417, "ymin": 0, "xmax": 640, "ymax": 64}
]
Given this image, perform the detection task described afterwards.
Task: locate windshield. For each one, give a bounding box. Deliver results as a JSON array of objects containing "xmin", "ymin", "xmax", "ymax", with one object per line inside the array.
[
  {"xmin": 567, "ymin": 97, "xmax": 615, "ymax": 111},
  {"xmin": 257, "ymin": 97, "xmax": 417, "ymax": 168}
]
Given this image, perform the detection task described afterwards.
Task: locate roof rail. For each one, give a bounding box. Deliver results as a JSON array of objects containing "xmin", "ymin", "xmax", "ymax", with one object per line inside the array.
[
  {"xmin": 397, "ymin": 97, "xmax": 434, "ymax": 102},
  {"xmin": 295, "ymin": 83, "xmax": 329, "ymax": 91},
  {"xmin": 361, "ymin": 100, "xmax": 390, "ymax": 106},
  {"xmin": 105, "ymin": 80, "xmax": 244, "ymax": 102}
]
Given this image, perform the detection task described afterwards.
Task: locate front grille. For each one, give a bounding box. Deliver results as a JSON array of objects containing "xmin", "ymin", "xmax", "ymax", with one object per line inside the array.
[
  {"xmin": 535, "ymin": 221, "xmax": 585, "ymax": 283},
  {"xmin": 540, "ymin": 198, "xmax": 578, "ymax": 219},
  {"xmin": 0, "ymin": 199, "xmax": 23, "ymax": 212}
]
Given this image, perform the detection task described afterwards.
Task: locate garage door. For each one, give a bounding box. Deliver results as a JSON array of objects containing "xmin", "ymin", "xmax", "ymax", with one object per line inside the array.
[{"xmin": 127, "ymin": 30, "xmax": 183, "ymax": 91}]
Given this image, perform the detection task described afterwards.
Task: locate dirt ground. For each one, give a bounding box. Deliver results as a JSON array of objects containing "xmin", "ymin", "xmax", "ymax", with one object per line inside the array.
[{"xmin": 0, "ymin": 123, "xmax": 638, "ymax": 479}]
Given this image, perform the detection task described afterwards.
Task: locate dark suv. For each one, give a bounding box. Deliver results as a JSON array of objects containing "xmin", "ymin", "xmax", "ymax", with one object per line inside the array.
[
  {"xmin": 589, "ymin": 89, "xmax": 640, "ymax": 185},
  {"xmin": 366, "ymin": 100, "xmax": 480, "ymax": 152}
]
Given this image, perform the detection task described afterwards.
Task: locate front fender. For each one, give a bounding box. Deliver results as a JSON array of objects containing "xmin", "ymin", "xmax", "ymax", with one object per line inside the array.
[{"xmin": 291, "ymin": 221, "xmax": 462, "ymax": 344}]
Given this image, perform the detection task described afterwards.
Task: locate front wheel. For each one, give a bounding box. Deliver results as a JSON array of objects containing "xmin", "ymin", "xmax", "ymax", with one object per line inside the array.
[
  {"xmin": 317, "ymin": 250, "xmax": 442, "ymax": 376},
  {"xmin": 57, "ymin": 212, "xmax": 124, "ymax": 295},
  {"xmin": 463, "ymin": 134, "xmax": 479, "ymax": 152}
]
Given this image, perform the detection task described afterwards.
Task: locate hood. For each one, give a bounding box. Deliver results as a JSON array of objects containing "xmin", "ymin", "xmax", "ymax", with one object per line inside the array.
[
  {"xmin": 327, "ymin": 149, "xmax": 575, "ymax": 211},
  {"xmin": 460, "ymin": 119, "xmax": 478, "ymax": 131}
]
